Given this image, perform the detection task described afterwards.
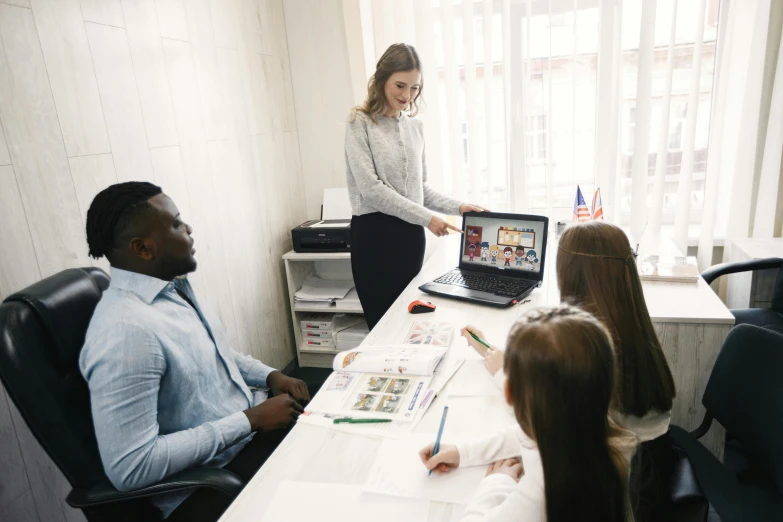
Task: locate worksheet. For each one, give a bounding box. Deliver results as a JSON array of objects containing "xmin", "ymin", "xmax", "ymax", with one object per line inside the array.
[
  {"xmin": 445, "ymin": 359, "xmax": 504, "ymax": 397},
  {"xmin": 363, "ymin": 434, "xmax": 486, "ymax": 504},
  {"xmin": 262, "ymin": 481, "xmax": 430, "ymax": 521},
  {"xmin": 404, "ymin": 321, "xmax": 455, "ymax": 347}
]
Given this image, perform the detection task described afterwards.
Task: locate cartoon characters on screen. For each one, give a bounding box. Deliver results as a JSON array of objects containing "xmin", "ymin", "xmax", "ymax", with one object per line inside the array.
[
  {"xmin": 515, "ymin": 246, "xmax": 525, "ymax": 266},
  {"xmin": 480, "ymin": 242, "xmax": 489, "ymax": 262},
  {"xmin": 525, "ymin": 250, "xmax": 539, "ymax": 271},
  {"xmin": 489, "ymin": 245, "xmax": 499, "ymax": 265}
]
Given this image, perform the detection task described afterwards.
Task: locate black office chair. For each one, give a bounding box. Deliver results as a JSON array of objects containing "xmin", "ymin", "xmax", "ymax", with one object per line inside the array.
[
  {"xmin": 0, "ymin": 268, "xmax": 244, "ymax": 522},
  {"xmin": 668, "ymin": 324, "xmax": 783, "ymax": 522},
  {"xmin": 701, "ymin": 257, "xmax": 783, "ymax": 334}
]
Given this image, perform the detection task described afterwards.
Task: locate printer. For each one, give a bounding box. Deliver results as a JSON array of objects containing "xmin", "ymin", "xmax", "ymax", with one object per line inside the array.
[{"xmin": 292, "ymin": 219, "xmax": 351, "ymax": 253}]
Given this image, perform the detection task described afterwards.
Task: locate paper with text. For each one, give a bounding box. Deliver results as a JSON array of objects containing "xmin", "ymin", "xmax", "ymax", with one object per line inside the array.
[{"xmin": 364, "ymin": 435, "xmax": 486, "ymax": 504}]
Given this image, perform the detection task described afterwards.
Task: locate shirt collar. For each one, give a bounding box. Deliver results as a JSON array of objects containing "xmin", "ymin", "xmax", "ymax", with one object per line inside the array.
[{"xmin": 109, "ymin": 267, "xmax": 174, "ymax": 305}]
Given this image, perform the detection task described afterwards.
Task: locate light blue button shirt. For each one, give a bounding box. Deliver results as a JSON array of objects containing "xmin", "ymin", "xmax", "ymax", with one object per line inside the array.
[{"xmin": 80, "ymin": 268, "xmax": 275, "ymax": 518}]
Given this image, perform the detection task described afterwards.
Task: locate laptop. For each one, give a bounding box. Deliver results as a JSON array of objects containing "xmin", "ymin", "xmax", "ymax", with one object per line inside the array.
[{"xmin": 419, "ymin": 212, "xmax": 549, "ymax": 307}]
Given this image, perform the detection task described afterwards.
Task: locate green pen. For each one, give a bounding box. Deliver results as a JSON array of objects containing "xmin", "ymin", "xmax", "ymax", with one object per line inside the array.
[
  {"xmin": 468, "ymin": 331, "xmax": 492, "ymax": 349},
  {"xmin": 333, "ymin": 418, "xmax": 392, "ymax": 424}
]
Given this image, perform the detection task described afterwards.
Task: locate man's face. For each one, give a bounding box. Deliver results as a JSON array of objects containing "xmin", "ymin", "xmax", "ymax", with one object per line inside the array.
[{"xmin": 146, "ymin": 194, "xmax": 197, "ymax": 277}]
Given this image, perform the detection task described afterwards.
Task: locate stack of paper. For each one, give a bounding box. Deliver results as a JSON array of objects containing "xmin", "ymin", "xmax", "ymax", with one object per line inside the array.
[
  {"xmin": 334, "ymin": 288, "xmax": 361, "ymax": 309},
  {"xmin": 295, "ymin": 275, "xmax": 355, "ymax": 307},
  {"xmin": 335, "ymin": 320, "xmax": 369, "ymax": 351},
  {"xmin": 638, "ymin": 255, "xmax": 700, "ymax": 283}
]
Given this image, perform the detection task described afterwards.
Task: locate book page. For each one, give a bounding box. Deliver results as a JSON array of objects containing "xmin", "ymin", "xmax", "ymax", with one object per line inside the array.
[
  {"xmin": 305, "ymin": 371, "xmax": 431, "ymax": 422},
  {"xmin": 332, "ymin": 345, "xmax": 447, "ymax": 376}
]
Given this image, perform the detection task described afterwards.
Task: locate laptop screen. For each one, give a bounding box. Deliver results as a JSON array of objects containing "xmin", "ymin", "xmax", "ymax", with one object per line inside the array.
[{"xmin": 460, "ymin": 213, "xmax": 548, "ymax": 275}]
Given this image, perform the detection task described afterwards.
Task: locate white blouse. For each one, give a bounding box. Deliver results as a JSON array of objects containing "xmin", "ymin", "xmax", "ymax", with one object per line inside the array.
[
  {"xmin": 455, "ymin": 425, "xmax": 638, "ymax": 521},
  {"xmin": 492, "ymin": 369, "xmax": 671, "ymax": 442}
]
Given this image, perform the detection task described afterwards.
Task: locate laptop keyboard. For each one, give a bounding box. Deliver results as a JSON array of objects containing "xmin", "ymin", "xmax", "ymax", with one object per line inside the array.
[{"xmin": 434, "ymin": 271, "xmax": 534, "ymax": 297}]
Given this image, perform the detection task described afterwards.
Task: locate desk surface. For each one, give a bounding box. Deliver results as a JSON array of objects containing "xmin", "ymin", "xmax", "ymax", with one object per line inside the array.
[
  {"xmin": 219, "ymin": 234, "xmax": 733, "ymax": 521},
  {"xmin": 729, "ymin": 238, "xmax": 783, "ymax": 260}
]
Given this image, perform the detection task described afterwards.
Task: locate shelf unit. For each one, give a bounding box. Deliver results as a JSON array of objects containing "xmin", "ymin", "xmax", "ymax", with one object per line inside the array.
[{"xmin": 283, "ymin": 250, "xmax": 364, "ymax": 368}]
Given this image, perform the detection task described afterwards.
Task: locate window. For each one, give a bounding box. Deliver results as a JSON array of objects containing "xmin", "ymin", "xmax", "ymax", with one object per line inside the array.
[
  {"xmin": 526, "ymin": 115, "xmax": 547, "ymax": 160},
  {"xmin": 383, "ymin": 0, "xmax": 720, "ymax": 225},
  {"xmin": 668, "ymin": 102, "xmax": 687, "ymax": 150}
]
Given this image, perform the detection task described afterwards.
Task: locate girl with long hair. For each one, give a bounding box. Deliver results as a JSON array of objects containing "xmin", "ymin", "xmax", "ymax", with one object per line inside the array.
[
  {"xmin": 462, "ymin": 221, "xmax": 675, "ymax": 437},
  {"xmin": 461, "ymin": 221, "xmax": 676, "ymax": 519},
  {"xmin": 345, "ymin": 43, "xmax": 485, "ymax": 329},
  {"xmin": 420, "ymin": 305, "xmax": 636, "ymax": 522}
]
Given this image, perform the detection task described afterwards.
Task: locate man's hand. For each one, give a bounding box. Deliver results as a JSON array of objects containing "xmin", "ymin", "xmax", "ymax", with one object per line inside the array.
[
  {"xmin": 244, "ymin": 394, "xmax": 303, "ymax": 432},
  {"xmin": 267, "ymin": 371, "xmax": 311, "ymax": 403}
]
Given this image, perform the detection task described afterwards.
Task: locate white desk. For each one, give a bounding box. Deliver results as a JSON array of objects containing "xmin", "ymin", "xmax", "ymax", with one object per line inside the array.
[
  {"xmin": 725, "ymin": 238, "xmax": 783, "ymax": 309},
  {"xmin": 219, "ymin": 235, "xmax": 733, "ymax": 521}
]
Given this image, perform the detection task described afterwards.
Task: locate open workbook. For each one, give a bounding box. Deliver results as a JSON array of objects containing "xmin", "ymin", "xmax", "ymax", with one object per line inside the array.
[{"xmin": 305, "ymin": 345, "xmax": 448, "ymax": 422}]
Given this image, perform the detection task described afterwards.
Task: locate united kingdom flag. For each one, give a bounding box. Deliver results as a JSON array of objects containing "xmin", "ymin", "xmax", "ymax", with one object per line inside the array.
[
  {"xmin": 573, "ymin": 186, "xmax": 591, "ymax": 222},
  {"xmin": 592, "ymin": 188, "xmax": 604, "ymax": 220}
]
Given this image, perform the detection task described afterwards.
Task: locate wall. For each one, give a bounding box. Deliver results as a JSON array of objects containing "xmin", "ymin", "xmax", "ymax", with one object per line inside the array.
[
  {"xmin": 0, "ymin": 1, "xmax": 305, "ymax": 520},
  {"xmin": 283, "ymin": 0, "xmax": 358, "ymax": 220}
]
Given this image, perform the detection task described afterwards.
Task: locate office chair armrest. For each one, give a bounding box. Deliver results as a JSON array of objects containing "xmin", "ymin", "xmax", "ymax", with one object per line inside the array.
[
  {"xmin": 66, "ymin": 467, "xmax": 244, "ymax": 509},
  {"xmin": 701, "ymin": 257, "xmax": 783, "ymax": 285},
  {"xmin": 689, "ymin": 412, "xmax": 713, "ymax": 440}
]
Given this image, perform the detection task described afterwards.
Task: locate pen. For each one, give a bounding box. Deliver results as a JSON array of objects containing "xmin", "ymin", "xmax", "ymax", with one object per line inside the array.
[
  {"xmin": 332, "ymin": 418, "xmax": 392, "ymax": 424},
  {"xmin": 429, "ymin": 405, "xmax": 449, "ymax": 476},
  {"xmin": 468, "ymin": 331, "xmax": 492, "ymax": 349}
]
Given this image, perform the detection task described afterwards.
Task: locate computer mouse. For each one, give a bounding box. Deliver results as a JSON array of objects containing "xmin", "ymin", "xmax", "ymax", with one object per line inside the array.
[{"xmin": 408, "ymin": 300, "xmax": 436, "ymax": 314}]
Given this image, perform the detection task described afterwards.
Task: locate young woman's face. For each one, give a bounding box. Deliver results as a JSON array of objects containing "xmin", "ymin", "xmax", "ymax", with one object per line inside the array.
[{"xmin": 384, "ymin": 70, "xmax": 421, "ymax": 113}]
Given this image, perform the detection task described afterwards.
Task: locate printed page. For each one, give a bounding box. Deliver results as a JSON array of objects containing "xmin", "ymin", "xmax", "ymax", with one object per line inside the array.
[
  {"xmin": 364, "ymin": 434, "xmax": 486, "ymax": 504},
  {"xmin": 429, "ymin": 355, "xmax": 466, "ymax": 395},
  {"xmin": 305, "ymin": 371, "xmax": 431, "ymax": 422},
  {"xmin": 262, "ymin": 481, "xmax": 430, "ymax": 522},
  {"xmin": 332, "ymin": 345, "xmax": 447, "ymax": 376},
  {"xmin": 404, "ymin": 321, "xmax": 455, "ymax": 347}
]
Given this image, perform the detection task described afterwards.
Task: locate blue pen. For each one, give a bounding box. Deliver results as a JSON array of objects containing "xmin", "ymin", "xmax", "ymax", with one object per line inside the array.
[{"xmin": 429, "ymin": 406, "xmax": 449, "ymax": 476}]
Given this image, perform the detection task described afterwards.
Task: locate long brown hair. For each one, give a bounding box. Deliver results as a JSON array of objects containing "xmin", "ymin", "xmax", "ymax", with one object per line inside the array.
[
  {"xmin": 557, "ymin": 221, "xmax": 675, "ymax": 417},
  {"xmin": 505, "ymin": 305, "xmax": 631, "ymax": 522},
  {"xmin": 351, "ymin": 43, "xmax": 423, "ymax": 123}
]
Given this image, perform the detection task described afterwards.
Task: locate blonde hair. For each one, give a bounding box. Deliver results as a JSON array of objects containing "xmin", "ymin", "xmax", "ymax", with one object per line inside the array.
[{"xmin": 351, "ymin": 43, "xmax": 423, "ymax": 123}]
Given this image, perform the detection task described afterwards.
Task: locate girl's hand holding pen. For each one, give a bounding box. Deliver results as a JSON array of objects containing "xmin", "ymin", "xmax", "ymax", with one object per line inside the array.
[{"xmin": 419, "ymin": 443, "xmax": 460, "ymax": 475}]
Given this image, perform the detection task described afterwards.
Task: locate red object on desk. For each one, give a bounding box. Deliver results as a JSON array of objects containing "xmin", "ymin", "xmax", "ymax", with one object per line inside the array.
[{"xmin": 408, "ymin": 300, "xmax": 436, "ymax": 314}]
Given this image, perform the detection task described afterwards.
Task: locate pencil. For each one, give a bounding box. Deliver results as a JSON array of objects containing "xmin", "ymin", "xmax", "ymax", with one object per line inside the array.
[
  {"xmin": 429, "ymin": 406, "xmax": 449, "ymax": 476},
  {"xmin": 468, "ymin": 331, "xmax": 492, "ymax": 349}
]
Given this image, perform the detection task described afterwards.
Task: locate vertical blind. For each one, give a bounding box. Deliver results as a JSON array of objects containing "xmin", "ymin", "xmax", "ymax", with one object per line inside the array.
[{"xmin": 359, "ymin": 0, "xmax": 782, "ymax": 265}]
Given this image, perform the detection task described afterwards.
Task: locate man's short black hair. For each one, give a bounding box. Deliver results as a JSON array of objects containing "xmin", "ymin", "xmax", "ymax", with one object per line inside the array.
[{"xmin": 86, "ymin": 182, "xmax": 163, "ymax": 259}]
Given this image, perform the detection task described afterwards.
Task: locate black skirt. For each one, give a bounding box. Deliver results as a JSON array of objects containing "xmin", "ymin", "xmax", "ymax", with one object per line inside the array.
[{"xmin": 351, "ymin": 213, "xmax": 426, "ymax": 330}]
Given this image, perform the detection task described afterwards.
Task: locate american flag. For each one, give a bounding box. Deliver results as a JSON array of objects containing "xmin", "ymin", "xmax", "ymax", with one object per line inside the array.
[
  {"xmin": 573, "ymin": 186, "xmax": 590, "ymax": 222},
  {"xmin": 592, "ymin": 188, "xmax": 604, "ymax": 220}
]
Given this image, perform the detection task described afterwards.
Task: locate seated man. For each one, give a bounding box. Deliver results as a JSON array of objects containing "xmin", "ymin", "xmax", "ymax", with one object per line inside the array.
[{"xmin": 80, "ymin": 182, "xmax": 309, "ymax": 521}]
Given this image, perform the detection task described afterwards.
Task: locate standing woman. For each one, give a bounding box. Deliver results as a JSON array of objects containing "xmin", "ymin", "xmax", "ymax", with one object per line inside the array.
[{"xmin": 345, "ymin": 43, "xmax": 485, "ymax": 329}]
